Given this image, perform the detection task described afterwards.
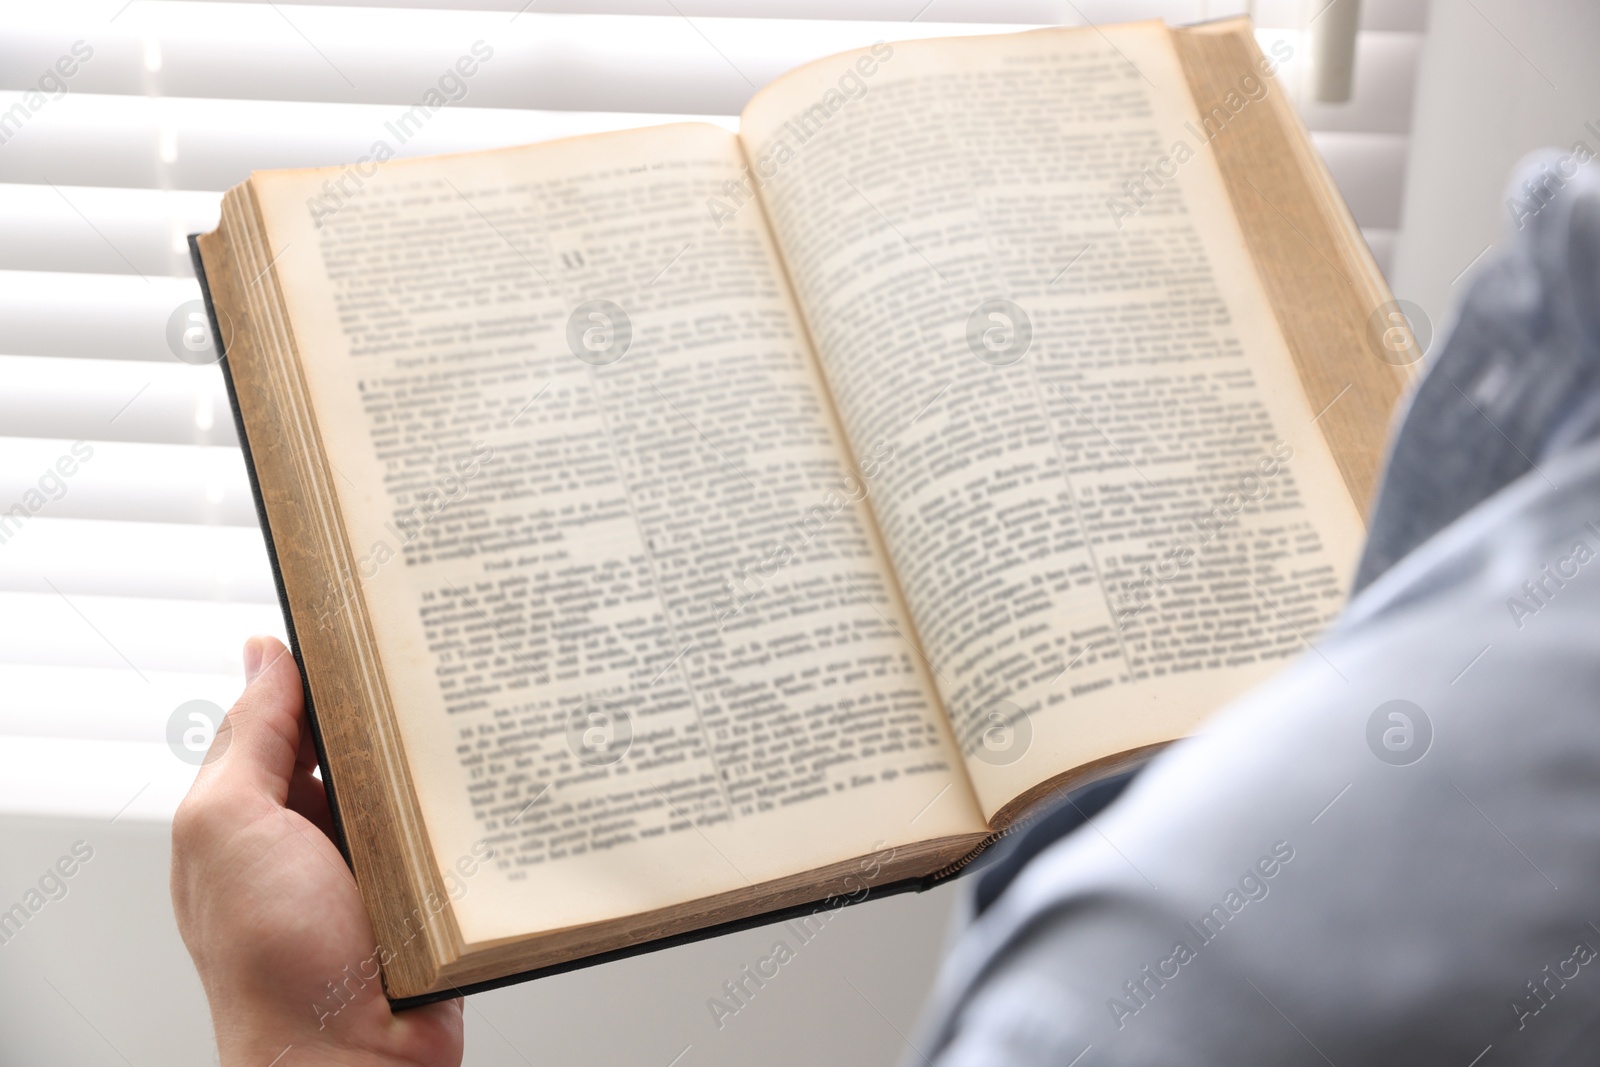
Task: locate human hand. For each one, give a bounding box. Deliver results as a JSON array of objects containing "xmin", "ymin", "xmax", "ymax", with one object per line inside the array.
[{"xmin": 171, "ymin": 635, "xmax": 464, "ymax": 1067}]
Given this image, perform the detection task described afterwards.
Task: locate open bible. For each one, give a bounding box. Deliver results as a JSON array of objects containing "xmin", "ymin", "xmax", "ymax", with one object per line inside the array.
[{"xmin": 193, "ymin": 17, "xmax": 1408, "ymax": 1003}]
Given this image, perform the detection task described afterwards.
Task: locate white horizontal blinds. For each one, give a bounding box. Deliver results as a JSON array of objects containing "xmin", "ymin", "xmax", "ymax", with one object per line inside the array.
[
  {"xmin": 143, "ymin": 0, "xmax": 1425, "ymax": 27},
  {"xmin": 0, "ymin": 1, "xmax": 1425, "ymax": 820}
]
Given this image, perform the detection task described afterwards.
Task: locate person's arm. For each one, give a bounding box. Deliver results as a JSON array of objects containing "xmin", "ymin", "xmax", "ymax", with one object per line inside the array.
[
  {"xmin": 171, "ymin": 636, "xmax": 464, "ymax": 1067},
  {"xmin": 916, "ymin": 153, "xmax": 1600, "ymax": 1066}
]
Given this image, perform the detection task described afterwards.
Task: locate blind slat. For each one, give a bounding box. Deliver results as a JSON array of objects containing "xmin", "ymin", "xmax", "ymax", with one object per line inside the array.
[
  {"xmin": 1262, "ymin": 29, "xmax": 1422, "ymax": 136},
  {"xmin": 0, "ymin": 92, "xmax": 736, "ymax": 191},
  {"xmin": 0, "ymin": 270, "xmax": 199, "ymax": 362},
  {"xmin": 1361, "ymin": 228, "xmax": 1397, "ymax": 278},
  {"xmin": 0, "ymin": 589, "xmax": 284, "ymax": 675},
  {"xmin": 0, "ymin": 436, "xmax": 255, "ymax": 526},
  {"xmin": 0, "ymin": 354, "xmax": 235, "ymax": 447},
  {"xmin": 1308, "ymin": 131, "xmax": 1409, "ymax": 230},
  {"xmin": 0, "ymin": 736, "xmax": 203, "ymax": 820},
  {"xmin": 0, "ymin": 662, "xmax": 246, "ymax": 743},
  {"xmin": 0, "ymin": 516, "xmax": 274, "ymax": 602},
  {"xmin": 0, "ymin": 184, "xmax": 219, "ymax": 278}
]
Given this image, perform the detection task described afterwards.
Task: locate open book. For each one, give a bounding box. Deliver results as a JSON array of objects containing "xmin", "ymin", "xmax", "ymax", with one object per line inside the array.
[{"xmin": 193, "ymin": 17, "xmax": 1407, "ymax": 1003}]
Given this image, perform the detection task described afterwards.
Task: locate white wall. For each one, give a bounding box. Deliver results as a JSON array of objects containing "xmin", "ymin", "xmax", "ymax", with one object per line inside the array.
[
  {"xmin": 1391, "ymin": 0, "xmax": 1600, "ymax": 333},
  {"xmin": 0, "ymin": 814, "xmax": 962, "ymax": 1066}
]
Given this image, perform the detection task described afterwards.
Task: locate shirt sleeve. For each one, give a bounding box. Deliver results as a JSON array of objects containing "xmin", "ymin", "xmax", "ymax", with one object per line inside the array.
[{"xmin": 916, "ymin": 153, "xmax": 1600, "ymax": 1067}]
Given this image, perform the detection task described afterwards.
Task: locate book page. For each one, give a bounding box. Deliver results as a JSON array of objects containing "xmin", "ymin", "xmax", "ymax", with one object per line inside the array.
[
  {"xmin": 739, "ymin": 25, "xmax": 1367, "ymax": 819},
  {"xmin": 246, "ymin": 122, "xmax": 984, "ymax": 946}
]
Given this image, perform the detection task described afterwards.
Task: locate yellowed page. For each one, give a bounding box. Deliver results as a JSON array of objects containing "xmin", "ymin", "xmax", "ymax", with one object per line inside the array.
[
  {"xmin": 247, "ymin": 122, "xmax": 984, "ymax": 946},
  {"xmin": 739, "ymin": 26, "xmax": 1366, "ymax": 818}
]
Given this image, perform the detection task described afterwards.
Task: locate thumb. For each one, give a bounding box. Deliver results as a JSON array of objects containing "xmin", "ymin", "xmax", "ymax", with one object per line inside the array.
[{"xmin": 195, "ymin": 636, "xmax": 306, "ymax": 804}]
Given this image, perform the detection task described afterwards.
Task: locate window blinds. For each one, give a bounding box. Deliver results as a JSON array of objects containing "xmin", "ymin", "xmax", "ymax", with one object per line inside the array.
[{"xmin": 0, "ymin": 0, "xmax": 1426, "ymax": 819}]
